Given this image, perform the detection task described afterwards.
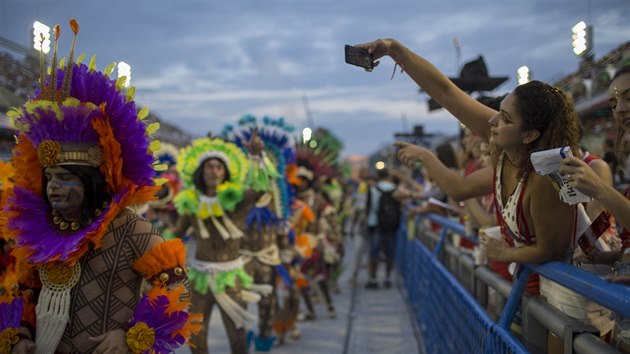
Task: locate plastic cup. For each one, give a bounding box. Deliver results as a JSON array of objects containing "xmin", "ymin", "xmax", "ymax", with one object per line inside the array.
[
  {"xmin": 482, "ymin": 226, "xmax": 502, "ymax": 240},
  {"xmin": 452, "ymin": 235, "xmax": 461, "ymax": 247},
  {"xmin": 473, "ymin": 246, "xmax": 487, "ymax": 266}
]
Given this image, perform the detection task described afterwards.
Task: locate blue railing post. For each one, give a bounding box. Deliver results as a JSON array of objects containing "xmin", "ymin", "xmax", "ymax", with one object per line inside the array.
[
  {"xmin": 498, "ymin": 267, "xmax": 532, "ymax": 329},
  {"xmin": 433, "ymin": 227, "xmax": 449, "ymax": 257}
]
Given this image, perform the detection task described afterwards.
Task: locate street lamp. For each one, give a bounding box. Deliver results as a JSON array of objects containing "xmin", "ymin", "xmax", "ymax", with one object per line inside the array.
[
  {"xmin": 302, "ymin": 127, "xmax": 312, "ymax": 144},
  {"xmin": 571, "ymin": 21, "xmax": 592, "ymax": 57},
  {"xmin": 375, "ymin": 161, "xmax": 386, "ymax": 170},
  {"xmin": 517, "ymin": 66, "xmax": 530, "ymax": 85},
  {"xmin": 117, "ymin": 61, "xmax": 131, "ymax": 88},
  {"xmin": 32, "ymin": 21, "xmax": 51, "ymax": 54}
]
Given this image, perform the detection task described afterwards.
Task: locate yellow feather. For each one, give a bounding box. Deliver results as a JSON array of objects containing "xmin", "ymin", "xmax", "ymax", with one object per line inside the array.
[
  {"xmin": 149, "ymin": 140, "xmax": 161, "ymax": 152},
  {"xmin": 137, "ymin": 107, "xmax": 149, "ymax": 120},
  {"xmin": 126, "ymin": 86, "xmax": 136, "ymax": 103},
  {"xmin": 154, "ymin": 178, "xmax": 168, "ymax": 186},
  {"xmin": 154, "ymin": 163, "xmax": 168, "ymax": 172},
  {"xmin": 147, "ymin": 122, "xmax": 160, "ymax": 135},
  {"xmin": 6, "ymin": 109, "xmax": 19, "ymax": 120},
  {"xmin": 197, "ymin": 204, "xmax": 211, "ymax": 219},
  {"xmin": 211, "ymin": 203, "xmax": 223, "ymax": 217},
  {"xmin": 59, "ymin": 57, "xmax": 66, "ymax": 68},
  {"xmin": 103, "ymin": 62, "xmax": 116, "ymax": 77},
  {"xmin": 115, "ymin": 76, "xmax": 127, "ymax": 90},
  {"xmin": 88, "ymin": 55, "xmax": 97, "ymax": 73},
  {"xmin": 77, "ymin": 53, "xmax": 86, "ymax": 64}
]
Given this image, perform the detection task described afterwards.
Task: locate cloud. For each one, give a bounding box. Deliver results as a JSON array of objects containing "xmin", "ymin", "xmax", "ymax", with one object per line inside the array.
[{"xmin": 3, "ymin": 0, "xmax": 629, "ymax": 157}]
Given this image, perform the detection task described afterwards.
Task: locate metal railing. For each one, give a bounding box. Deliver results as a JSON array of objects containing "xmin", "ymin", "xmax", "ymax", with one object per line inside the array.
[{"xmin": 397, "ymin": 212, "xmax": 630, "ymax": 354}]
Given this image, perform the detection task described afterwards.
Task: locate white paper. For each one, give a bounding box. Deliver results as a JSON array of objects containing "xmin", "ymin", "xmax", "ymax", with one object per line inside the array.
[
  {"xmin": 427, "ymin": 197, "xmax": 462, "ymax": 213},
  {"xmin": 530, "ymin": 147, "xmax": 592, "ymax": 205}
]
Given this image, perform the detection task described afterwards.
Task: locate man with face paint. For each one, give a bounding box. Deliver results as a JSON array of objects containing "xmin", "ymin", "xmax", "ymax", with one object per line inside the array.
[
  {"xmin": 172, "ymin": 132, "xmax": 278, "ymax": 354},
  {"xmin": 1, "ymin": 20, "xmax": 200, "ymax": 354}
]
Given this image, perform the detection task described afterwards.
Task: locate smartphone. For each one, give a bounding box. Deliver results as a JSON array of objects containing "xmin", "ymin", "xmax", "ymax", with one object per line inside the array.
[{"xmin": 344, "ymin": 45, "xmax": 375, "ymax": 71}]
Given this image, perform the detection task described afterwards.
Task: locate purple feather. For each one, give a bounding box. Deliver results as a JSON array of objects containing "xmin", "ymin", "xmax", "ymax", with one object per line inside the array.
[
  {"xmin": 15, "ymin": 63, "xmax": 156, "ymax": 186},
  {"xmin": 129, "ymin": 293, "xmax": 190, "ymax": 352},
  {"xmin": 7, "ymin": 186, "xmax": 118, "ymax": 264},
  {"xmin": 0, "ymin": 298, "xmax": 23, "ymax": 332}
]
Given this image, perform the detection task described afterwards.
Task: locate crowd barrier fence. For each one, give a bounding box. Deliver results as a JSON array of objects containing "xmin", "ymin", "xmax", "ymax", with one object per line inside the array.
[{"xmin": 397, "ymin": 212, "xmax": 630, "ymax": 354}]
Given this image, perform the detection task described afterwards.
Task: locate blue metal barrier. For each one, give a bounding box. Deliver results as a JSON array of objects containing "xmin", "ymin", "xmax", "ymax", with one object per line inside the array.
[
  {"xmin": 524, "ymin": 261, "xmax": 630, "ymax": 319},
  {"xmin": 397, "ymin": 218, "xmax": 528, "ymax": 354},
  {"xmin": 399, "ymin": 211, "xmax": 630, "ymax": 353}
]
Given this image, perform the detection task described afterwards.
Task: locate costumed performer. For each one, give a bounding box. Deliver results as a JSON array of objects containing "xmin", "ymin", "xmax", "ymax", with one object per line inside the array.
[
  {"xmin": 222, "ymin": 115, "xmax": 297, "ymax": 352},
  {"xmin": 172, "ymin": 130, "xmax": 278, "ymax": 354},
  {"xmin": 1, "ymin": 19, "xmax": 200, "ymax": 354}
]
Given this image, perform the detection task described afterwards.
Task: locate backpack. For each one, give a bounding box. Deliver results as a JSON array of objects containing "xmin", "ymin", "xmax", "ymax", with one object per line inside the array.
[{"xmin": 376, "ymin": 186, "xmax": 401, "ymax": 232}]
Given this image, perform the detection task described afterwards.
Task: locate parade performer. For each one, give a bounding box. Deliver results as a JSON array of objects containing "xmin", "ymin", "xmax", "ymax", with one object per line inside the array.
[
  {"xmin": 147, "ymin": 142, "xmax": 182, "ymax": 232},
  {"xmin": 172, "ymin": 131, "xmax": 278, "ymax": 353},
  {"xmin": 294, "ymin": 146, "xmax": 338, "ymax": 320},
  {"xmin": 222, "ymin": 115, "xmax": 297, "ymax": 351},
  {"xmin": 275, "ymin": 194, "xmax": 315, "ymax": 343},
  {"xmin": 0, "ymin": 19, "xmax": 200, "ymax": 353}
]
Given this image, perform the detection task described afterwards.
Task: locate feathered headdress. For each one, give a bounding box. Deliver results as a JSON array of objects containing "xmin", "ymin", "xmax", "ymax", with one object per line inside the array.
[
  {"xmin": 295, "ymin": 127, "xmax": 344, "ymax": 183},
  {"xmin": 174, "ymin": 137, "xmax": 249, "ymax": 216},
  {"xmin": 3, "ymin": 19, "xmax": 162, "ymax": 266},
  {"xmin": 222, "ymin": 114, "xmax": 297, "ymax": 219},
  {"xmin": 150, "ymin": 142, "xmax": 181, "ymax": 209}
]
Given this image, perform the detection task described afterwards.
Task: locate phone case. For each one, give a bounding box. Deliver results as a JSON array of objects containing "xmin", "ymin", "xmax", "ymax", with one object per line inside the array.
[{"xmin": 344, "ymin": 45, "xmax": 374, "ymax": 71}]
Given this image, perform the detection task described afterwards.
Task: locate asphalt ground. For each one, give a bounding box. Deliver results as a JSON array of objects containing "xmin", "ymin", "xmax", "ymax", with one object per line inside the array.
[{"xmin": 177, "ymin": 233, "xmax": 421, "ymax": 354}]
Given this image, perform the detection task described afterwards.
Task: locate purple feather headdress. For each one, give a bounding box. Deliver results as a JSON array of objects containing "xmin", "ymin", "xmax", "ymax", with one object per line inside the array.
[{"xmin": 4, "ymin": 20, "xmax": 161, "ymax": 265}]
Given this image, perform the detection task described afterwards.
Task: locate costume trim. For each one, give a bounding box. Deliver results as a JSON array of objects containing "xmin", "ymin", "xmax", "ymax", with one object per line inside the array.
[
  {"xmin": 132, "ymin": 239, "xmax": 186, "ymax": 285},
  {"xmin": 0, "ymin": 297, "xmax": 22, "ymax": 353},
  {"xmin": 35, "ymin": 262, "xmax": 81, "ymax": 352},
  {"xmin": 188, "ymin": 258, "xmax": 251, "ymax": 294},
  {"xmin": 125, "ymin": 285, "xmax": 202, "ymax": 353},
  {"xmin": 239, "ymin": 245, "xmax": 281, "ymax": 266},
  {"xmin": 188, "ymin": 259, "xmax": 273, "ymax": 330}
]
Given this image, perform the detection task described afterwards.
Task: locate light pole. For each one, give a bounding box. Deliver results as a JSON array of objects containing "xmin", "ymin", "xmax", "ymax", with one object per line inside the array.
[
  {"xmin": 32, "ymin": 21, "xmax": 51, "ymax": 54},
  {"xmin": 517, "ymin": 66, "xmax": 530, "ymax": 86},
  {"xmin": 302, "ymin": 127, "xmax": 312, "ymax": 145},
  {"xmin": 117, "ymin": 61, "xmax": 131, "ymax": 88},
  {"xmin": 572, "ymin": 21, "xmax": 593, "ymax": 59}
]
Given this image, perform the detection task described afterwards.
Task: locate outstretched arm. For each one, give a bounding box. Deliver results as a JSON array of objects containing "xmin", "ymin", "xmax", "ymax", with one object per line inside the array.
[
  {"xmin": 356, "ymin": 39, "xmax": 497, "ymax": 140},
  {"xmin": 395, "ymin": 141, "xmax": 493, "ymax": 201}
]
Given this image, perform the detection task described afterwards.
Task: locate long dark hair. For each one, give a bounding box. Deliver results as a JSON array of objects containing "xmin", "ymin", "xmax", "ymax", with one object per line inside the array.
[
  {"xmin": 491, "ymin": 80, "xmax": 580, "ymax": 178},
  {"xmin": 436, "ymin": 142, "xmax": 459, "ymax": 170},
  {"xmin": 41, "ymin": 165, "xmax": 111, "ymax": 225},
  {"xmin": 192, "ymin": 157, "xmax": 230, "ymax": 192}
]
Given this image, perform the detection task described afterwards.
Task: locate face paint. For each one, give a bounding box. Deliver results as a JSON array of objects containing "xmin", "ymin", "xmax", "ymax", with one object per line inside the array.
[
  {"xmin": 202, "ymin": 158, "xmax": 227, "ymax": 188},
  {"xmin": 44, "ymin": 166, "xmax": 85, "ymax": 220}
]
